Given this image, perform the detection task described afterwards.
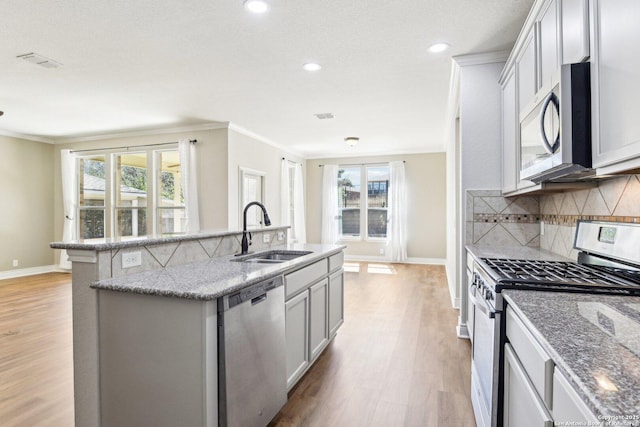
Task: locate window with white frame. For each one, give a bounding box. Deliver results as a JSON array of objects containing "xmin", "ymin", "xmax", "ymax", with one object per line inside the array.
[
  {"xmin": 337, "ymin": 164, "xmax": 389, "ymax": 240},
  {"xmin": 77, "ymin": 146, "xmax": 184, "ymax": 240}
]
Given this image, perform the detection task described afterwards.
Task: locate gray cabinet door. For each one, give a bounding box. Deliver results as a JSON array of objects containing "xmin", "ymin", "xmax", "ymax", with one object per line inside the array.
[
  {"xmin": 309, "ymin": 278, "xmax": 329, "ymax": 361},
  {"xmin": 503, "ymin": 344, "xmax": 553, "ymax": 427},
  {"xmin": 285, "ymin": 290, "xmax": 309, "ymax": 389},
  {"xmin": 328, "ymin": 270, "xmax": 344, "ymax": 338},
  {"xmin": 591, "ymin": 0, "xmax": 640, "ymax": 171}
]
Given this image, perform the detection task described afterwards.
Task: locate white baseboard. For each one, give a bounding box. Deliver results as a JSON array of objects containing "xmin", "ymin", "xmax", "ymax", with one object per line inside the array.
[
  {"xmin": 456, "ymin": 323, "xmax": 470, "ymax": 339},
  {"xmin": 0, "ymin": 265, "xmax": 66, "ymax": 281},
  {"xmin": 343, "ymin": 255, "xmax": 446, "ymax": 265}
]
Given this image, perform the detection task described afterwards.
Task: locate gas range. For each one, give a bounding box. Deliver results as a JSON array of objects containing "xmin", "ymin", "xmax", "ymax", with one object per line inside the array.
[{"xmin": 474, "ymin": 221, "xmax": 640, "ymax": 311}]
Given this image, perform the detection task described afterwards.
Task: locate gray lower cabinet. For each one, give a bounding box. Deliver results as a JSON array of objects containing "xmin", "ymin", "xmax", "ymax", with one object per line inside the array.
[
  {"xmin": 503, "ymin": 344, "xmax": 553, "ymax": 427},
  {"xmin": 98, "ymin": 291, "xmax": 218, "ymax": 427},
  {"xmin": 309, "ymin": 278, "xmax": 329, "ymax": 361},
  {"xmin": 328, "ymin": 270, "xmax": 344, "ymax": 338},
  {"xmin": 285, "ymin": 255, "xmax": 344, "ymax": 391},
  {"xmin": 285, "ymin": 290, "xmax": 310, "ymax": 389}
]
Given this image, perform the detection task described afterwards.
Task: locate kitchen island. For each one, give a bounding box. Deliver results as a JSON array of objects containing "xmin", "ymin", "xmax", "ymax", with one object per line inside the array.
[{"xmin": 51, "ymin": 229, "xmax": 345, "ymax": 427}]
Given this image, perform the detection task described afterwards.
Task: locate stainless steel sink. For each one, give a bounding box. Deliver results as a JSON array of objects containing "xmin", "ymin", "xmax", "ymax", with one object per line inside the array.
[{"xmin": 231, "ymin": 250, "xmax": 312, "ymax": 263}]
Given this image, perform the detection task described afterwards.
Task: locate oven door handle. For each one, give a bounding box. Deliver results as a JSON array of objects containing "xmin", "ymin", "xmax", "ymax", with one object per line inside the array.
[{"xmin": 469, "ymin": 283, "xmax": 495, "ymax": 319}]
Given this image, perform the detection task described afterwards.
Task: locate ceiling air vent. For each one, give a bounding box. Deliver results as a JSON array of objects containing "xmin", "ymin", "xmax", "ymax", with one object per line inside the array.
[
  {"xmin": 17, "ymin": 52, "xmax": 62, "ymax": 69},
  {"xmin": 314, "ymin": 113, "xmax": 334, "ymax": 120}
]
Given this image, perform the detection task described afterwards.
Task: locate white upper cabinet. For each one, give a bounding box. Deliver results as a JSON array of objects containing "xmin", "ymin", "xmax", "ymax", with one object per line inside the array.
[
  {"xmin": 517, "ymin": 31, "xmax": 538, "ymax": 115},
  {"xmin": 591, "ymin": 0, "xmax": 640, "ymax": 173},
  {"xmin": 502, "ymin": 67, "xmax": 518, "ymax": 193},
  {"xmin": 538, "ymin": 0, "xmax": 560, "ymax": 92},
  {"xmin": 561, "ymin": 0, "xmax": 589, "ymax": 63}
]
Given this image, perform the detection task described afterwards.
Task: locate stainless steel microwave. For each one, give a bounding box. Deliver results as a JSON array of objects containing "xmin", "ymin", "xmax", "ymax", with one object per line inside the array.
[{"xmin": 520, "ymin": 62, "xmax": 592, "ymax": 183}]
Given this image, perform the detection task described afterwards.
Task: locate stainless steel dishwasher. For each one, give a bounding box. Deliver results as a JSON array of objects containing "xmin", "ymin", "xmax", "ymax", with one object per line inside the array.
[{"xmin": 218, "ymin": 275, "xmax": 286, "ymax": 427}]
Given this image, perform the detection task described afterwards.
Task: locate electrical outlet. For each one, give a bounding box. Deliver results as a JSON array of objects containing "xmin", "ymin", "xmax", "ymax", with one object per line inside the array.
[
  {"xmin": 263, "ymin": 233, "xmax": 270, "ymax": 243},
  {"xmin": 12, "ymin": 259, "xmax": 19, "ymax": 267},
  {"xmin": 277, "ymin": 231, "xmax": 285, "ymax": 241},
  {"xmin": 122, "ymin": 251, "xmax": 142, "ymax": 269},
  {"xmin": 379, "ymin": 248, "xmax": 385, "ymax": 255}
]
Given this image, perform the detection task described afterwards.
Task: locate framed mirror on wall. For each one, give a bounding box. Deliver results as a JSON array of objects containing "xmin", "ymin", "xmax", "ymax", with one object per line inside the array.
[{"xmin": 239, "ymin": 167, "xmax": 266, "ymax": 228}]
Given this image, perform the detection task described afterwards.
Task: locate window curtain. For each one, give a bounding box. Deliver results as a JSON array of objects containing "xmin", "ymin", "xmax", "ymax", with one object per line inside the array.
[
  {"xmin": 59, "ymin": 149, "xmax": 77, "ymax": 270},
  {"xmin": 387, "ymin": 161, "xmax": 408, "ymax": 262},
  {"xmin": 280, "ymin": 159, "xmax": 291, "ymax": 227},
  {"xmin": 178, "ymin": 139, "xmax": 200, "ymax": 233},
  {"xmin": 293, "ymin": 163, "xmax": 307, "ymax": 244},
  {"xmin": 321, "ymin": 164, "xmax": 340, "ymax": 244}
]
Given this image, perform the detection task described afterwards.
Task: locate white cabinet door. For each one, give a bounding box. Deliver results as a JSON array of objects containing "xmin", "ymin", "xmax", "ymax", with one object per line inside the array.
[
  {"xmin": 561, "ymin": 0, "xmax": 589, "ymax": 63},
  {"xmin": 309, "ymin": 279, "xmax": 329, "ymax": 361},
  {"xmin": 517, "ymin": 31, "xmax": 537, "ymax": 115},
  {"xmin": 591, "ymin": 0, "xmax": 640, "ymax": 171},
  {"xmin": 285, "ymin": 290, "xmax": 309, "ymax": 389},
  {"xmin": 328, "ymin": 270, "xmax": 344, "ymax": 338},
  {"xmin": 503, "ymin": 344, "xmax": 554, "ymax": 427},
  {"xmin": 538, "ymin": 0, "xmax": 559, "ymax": 91},
  {"xmin": 552, "ymin": 369, "xmax": 599, "ymax": 424},
  {"xmin": 502, "ymin": 67, "xmax": 518, "ymax": 194}
]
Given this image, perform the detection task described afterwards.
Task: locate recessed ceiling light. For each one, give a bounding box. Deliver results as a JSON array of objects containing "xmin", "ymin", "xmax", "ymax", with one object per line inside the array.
[
  {"xmin": 428, "ymin": 42, "xmax": 450, "ymax": 53},
  {"xmin": 302, "ymin": 63, "xmax": 322, "ymax": 72},
  {"xmin": 244, "ymin": 0, "xmax": 269, "ymax": 13},
  {"xmin": 315, "ymin": 113, "xmax": 334, "ymax": 120}
]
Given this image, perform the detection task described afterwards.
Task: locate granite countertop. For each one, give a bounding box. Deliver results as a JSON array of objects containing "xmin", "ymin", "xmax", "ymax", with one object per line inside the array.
[
  {"xmin": 465, "ymin": 244, "xmax": 573, "ymax": 262},
  {"xmin": 503, "ymin": 290, "xmax": 640, "ymax": 422},
  {"xmin": 91, "ymin": 243, "xmax": 345, "ymax": 300},
  {"xmin": 50, "ymin": 226, "xmax": 290, "ymax": 251}
]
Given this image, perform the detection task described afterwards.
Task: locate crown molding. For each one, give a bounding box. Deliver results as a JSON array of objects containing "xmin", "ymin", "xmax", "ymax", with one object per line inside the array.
[
  {"xmin": 56, "ymin": 122, "xmax": 230, "ymax": 144},
  {"xmin": 0, "ymin": 129, "xmax": 55, "ymax": 144},
  {"xmin": 304, "ymin": 147, "xmax": 445, "ymax": 160},
  {"xmin": 228, "ymin": 123, "xmax": 305, "ymax": 159},
  {"xmin": 452, "ymin": 50, "xmax": 510, "ymax": 67}
]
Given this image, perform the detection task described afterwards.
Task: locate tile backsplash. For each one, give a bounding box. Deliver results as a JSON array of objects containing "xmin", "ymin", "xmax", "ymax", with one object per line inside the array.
[
  {"xmin": 466, "ymin": 190, "xmax": 540, "ymax": 247},
  {"xmin": 466, "ymin": 175, "xmax": 640, "ymax": 260},
  {"xmin": 540, "ymin": 174, "xmax": 640, "ymax": 259}
]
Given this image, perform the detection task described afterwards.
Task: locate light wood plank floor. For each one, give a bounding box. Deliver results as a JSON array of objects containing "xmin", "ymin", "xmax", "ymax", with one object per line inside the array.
[
  {"xmin": 0, "ymin": 273, "xmax": 74, "ymax": 427},
  {"xmin": 270, "ymin": 262, "xmax": 475, "ymax": 427},
  {"xmin": 0, "ymin": 263, "xmax": 474, "ymax": 427}
]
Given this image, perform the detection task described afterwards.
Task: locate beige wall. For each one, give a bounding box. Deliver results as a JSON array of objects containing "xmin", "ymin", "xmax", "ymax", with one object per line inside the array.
[
  {"xmin": 227, "ymin": 129, "xmax": 304, "ymax": 230},
  {"xmin": 306, "ymin": 153, "xmax": 447, "ymax": 261},
  {"xmin": 0, "ymin": 135, "xmax": 55, "ymax": 272}
]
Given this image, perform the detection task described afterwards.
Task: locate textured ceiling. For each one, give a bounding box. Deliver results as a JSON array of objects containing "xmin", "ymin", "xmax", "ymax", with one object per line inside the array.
[{"xmin": 0, "ymin": 0, "xmax": 533, "ymax": 157}]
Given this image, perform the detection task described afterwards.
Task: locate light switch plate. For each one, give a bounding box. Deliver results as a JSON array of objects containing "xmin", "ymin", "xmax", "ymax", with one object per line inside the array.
[
  {"xmin": 122, "ymin": 251, "xmax": 142, "ymax": 269},
  {"xmin": 263, "ymin": 233, "xmax": 270, "ymax": 243}
]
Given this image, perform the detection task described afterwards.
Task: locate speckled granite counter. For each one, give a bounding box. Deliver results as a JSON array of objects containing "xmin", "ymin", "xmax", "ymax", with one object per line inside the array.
[
  {"xmin": 504, "ymin": 290, "xmax": 640, "ymax": 422},
  {"xmin": 91, "ymin": 243, "xmax": 344, "ymax": 300}
]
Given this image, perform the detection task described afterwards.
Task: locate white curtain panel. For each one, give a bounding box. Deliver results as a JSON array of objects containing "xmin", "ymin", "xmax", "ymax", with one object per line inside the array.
[
  {"xmin": 387, "ymin": 161, "xmax": 408, "ymax": 262},
  {"xmin": 280, "ymin": 159, "xmax": 291, "ymax": 227},
  {"xmin": 293, "ymin": 163, "xmax": 307, "ymax": 244},
  {"xmin": 178, "ymin": 139, "xmax": 200, "ymax": 234},
  {"xmin": 321, "ymin": 164, "xmax": 340, "ymax": 244},
  {"xmin": 59, "ymin": 149, "xmax": 77, "ymax": 269}
]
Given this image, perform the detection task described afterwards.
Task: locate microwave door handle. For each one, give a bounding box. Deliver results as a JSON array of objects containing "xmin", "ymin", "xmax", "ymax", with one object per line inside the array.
[{"xmin": 539, "ymin": 92, "xmax": 560, "ymax": 154}]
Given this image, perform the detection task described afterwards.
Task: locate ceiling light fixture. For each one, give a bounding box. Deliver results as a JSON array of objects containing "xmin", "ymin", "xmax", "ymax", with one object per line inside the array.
[
  {"xmin": 244, "ymin": 0, "xmax": 269, "ymax": 13},
  {"xmin": 302, "ymin": 62, "xmax": 322, "ymax": 72},
  {"xmin": 344, "ymin": 137, "xmax": 359, "ymax": 147},
  {"xmin": 428, "ymin": 42, "xmax": 450, "ymax": 53}
]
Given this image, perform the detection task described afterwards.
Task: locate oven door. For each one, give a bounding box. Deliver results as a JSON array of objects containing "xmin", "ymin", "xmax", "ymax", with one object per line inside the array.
[{"xmin": 470, "ymin": 276, "xmax": 502, "ymax": 427}]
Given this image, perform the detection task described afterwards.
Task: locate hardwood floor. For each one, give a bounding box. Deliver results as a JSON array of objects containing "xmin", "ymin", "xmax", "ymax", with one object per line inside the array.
[
  {"xmin": 0, "ymin": 263, "xmax": 474, "ymax": 427},
  {"xmin": 0, "ymin": 273, "xmax": 74, "ymax": 427},
  {"xmin": 270, "ymin": 262, "xmax": 475, "ymax": 427}
]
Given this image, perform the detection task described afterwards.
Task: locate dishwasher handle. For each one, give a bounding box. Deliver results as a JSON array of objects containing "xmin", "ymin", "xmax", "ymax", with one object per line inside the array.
[{"xmin": 251, "ymin": 293, "xmax": 267, "ymax": 305}]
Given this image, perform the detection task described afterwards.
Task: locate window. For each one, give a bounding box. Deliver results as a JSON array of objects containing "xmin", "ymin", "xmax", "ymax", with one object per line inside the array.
[
  {"xmin": 337, "ymin": 165, "xmax": 389, "ymax": 240},
  {"xmin": 78, "ymin": 155, "xmax": 106, "ymax": 240},
  {"xmin": 239, "ymin": 167, "xmax": 266, "ymax": 228},
  {"xmin": 77, "ymin": 146, "xmax": 183, "ymax": 239}
]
